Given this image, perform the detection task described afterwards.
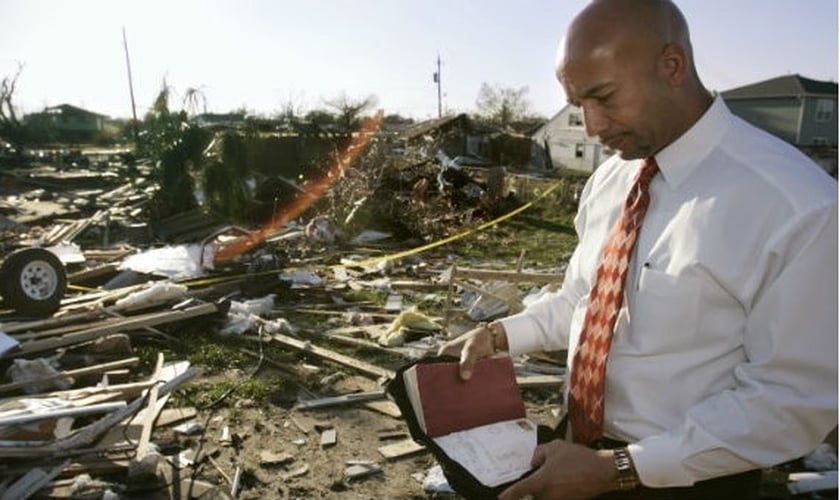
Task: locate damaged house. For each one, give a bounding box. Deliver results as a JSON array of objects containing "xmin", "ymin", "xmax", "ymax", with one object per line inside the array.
[
  {"xmin": 25, "ymin": 104, "xmax": 109, "ymax": 144},
  {"xmin": 530, "ymin": 104, "xmax": 604, "ymax": 172},
  {"xmin": 399, "ymin": 113, "xmax": 532, "ymax": 169}
]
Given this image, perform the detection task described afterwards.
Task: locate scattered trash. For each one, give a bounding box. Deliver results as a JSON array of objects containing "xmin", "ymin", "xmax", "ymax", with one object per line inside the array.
[
  {"xmin": 422, "ymin": 464, "xmax": 454, "ymax": 493},
  {"xmin": 119, "ymin": 244, "xmax": 212, "ymax": 279},
  {"xmin": 380, "ymin": 310, "xmax": 441, "ymax": 347}
]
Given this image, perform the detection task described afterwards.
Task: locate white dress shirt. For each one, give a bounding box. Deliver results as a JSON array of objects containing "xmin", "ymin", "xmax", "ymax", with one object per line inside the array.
[{"xmin": 500, "ymin": 96, "xmax": 838, "ymax": 487}]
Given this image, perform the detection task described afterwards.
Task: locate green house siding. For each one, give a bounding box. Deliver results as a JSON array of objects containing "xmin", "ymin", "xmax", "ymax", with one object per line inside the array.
[
  {"xmin": 800, "ymin": 97, "xmax": 838, "ymax": 146},
  {"xmin": 726, "ymin": 98, "xmax": 800, "ymax": 144}
]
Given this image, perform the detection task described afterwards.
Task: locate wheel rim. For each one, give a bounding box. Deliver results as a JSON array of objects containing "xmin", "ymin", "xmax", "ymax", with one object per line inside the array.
[{"xmin": 18, "ymin": 259, "xmax": 60, "ymax": 300}]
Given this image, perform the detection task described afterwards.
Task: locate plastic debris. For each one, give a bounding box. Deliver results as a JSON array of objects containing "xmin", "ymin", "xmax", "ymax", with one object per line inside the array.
[{"xmin": 379, "ymin": 310, "xmax": 441, "ymax": 347}]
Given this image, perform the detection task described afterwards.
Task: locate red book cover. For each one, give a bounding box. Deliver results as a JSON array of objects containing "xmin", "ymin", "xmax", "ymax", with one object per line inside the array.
[{"xmin": 403, "ymin": 356, "xmax": 526, "ymax": 438}]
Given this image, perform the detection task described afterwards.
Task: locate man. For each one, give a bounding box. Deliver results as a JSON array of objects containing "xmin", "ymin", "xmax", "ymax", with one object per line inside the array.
[{"xmin": 440, "ymin": 0, "xmax": 838, "ymax": 498}]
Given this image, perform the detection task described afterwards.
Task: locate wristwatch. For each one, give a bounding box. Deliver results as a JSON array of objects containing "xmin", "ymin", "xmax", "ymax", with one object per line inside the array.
[
  {"xmin": 612, "ymin": 447, "xmax": 640, "ymax": 491},
  {"xmin": 479, "ymin": 321, "xmax": 504, "ymax": 353}
]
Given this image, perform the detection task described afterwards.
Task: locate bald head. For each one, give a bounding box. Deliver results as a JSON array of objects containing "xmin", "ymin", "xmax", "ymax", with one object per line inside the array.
[
  {"xmin": 560, "ymin": 0, "xmax": 694, "ymax": 82},
  {"xmin": 556, "ymin": 0, "xmax": 712, "ymax": 158}
]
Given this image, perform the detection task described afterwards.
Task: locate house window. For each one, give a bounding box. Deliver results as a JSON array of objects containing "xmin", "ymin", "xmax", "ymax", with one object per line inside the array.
[
  {"xmin": 815, "ymin": 99, "xmax": 834, "ymax": 122},
  {"xmin": 568, "ymin": 113, "xmax": 583, "ymax": 126},
  {"xmin": 575, "ymin": 144, "xmax": 585, "ymax": 158},
  {"xmin": 813, "ymin": 137, "xmax": 829, "ymax": 146}
]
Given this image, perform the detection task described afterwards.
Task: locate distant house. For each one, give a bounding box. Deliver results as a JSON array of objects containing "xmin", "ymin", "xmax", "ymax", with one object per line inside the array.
[
  {"xmin": 721, "ymin": 74, "xmax": 837, "ymax": 147},
  {"xmin": 25, "ymin": 104, "xmax": 107, "ymax": 142},
  {"xmin": 530, "ymin": 104, "xmax": 603, "ymax": 172},
  {"xmin": 193, "ymin": 112, "xmax": 247, "ymax": 130}
]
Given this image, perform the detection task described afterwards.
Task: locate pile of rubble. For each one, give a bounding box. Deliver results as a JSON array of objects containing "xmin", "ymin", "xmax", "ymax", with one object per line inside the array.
[{"xmin": 0, "ymin": 139, "xmax": 576, "ymax": 498}]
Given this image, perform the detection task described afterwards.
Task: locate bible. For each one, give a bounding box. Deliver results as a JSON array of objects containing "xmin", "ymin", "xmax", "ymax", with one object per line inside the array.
[{"xmin": 401, "ymin": 355, "xmax": 537, "ymax": 488}]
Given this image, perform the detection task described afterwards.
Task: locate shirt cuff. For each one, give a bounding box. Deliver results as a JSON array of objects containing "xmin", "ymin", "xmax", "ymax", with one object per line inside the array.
[
  {"xmin": 496, "ymin": 315, "xmax": 542, "ymax": 357},
  {"xmin": 628, "ymin": 436, "xmax": 695, "ymax": 488}
]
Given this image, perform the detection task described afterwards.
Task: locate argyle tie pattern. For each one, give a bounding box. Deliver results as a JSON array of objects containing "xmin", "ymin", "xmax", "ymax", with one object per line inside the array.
[{"xmin": 568, "ymin": 157, "xmax": 659, "ymax": 445}]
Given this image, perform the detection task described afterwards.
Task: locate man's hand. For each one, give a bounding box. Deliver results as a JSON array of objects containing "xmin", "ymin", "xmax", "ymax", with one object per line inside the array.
[
  {"xmin": 499, "ymin": 439, "xmax": 618, "ymax": 500},
  {"xmin": 437, "ymin": 324, "xmax": 499, "ymax": 380}
]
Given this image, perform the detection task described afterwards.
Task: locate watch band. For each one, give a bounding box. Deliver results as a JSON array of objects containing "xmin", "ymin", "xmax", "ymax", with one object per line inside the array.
[
  {"xmin": 613, "ymin": 447, "xmax": 640, "ymax": 491},
  {"xmin": 480, "ymin": 321, "xmax": 504, "ymax": 353}
]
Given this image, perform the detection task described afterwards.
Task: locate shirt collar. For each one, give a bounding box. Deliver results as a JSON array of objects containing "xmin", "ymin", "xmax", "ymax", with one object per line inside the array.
[{"xmin": 653, "ymin": 95, "xmax": 731, "ymax": 189}]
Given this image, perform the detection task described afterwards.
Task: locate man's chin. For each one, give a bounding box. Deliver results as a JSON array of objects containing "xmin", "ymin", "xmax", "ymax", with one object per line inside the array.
[
  {"xmin": 617, "ymin": 150, "xmax": 645, "ymax": 160},
  {"xmin": 616, "ymin": 145, "xmax": 652, "ymax": 161}
]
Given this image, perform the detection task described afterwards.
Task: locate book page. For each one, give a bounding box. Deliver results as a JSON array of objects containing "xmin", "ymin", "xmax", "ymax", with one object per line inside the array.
[{"xmin": 432, "ymin": 418, "xmax": 537, "ymax": 487}]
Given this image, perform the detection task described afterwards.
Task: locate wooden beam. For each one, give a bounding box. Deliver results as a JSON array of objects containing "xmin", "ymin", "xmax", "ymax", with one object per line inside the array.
[
  {"xmin": 452, "ymin": 268, "xmax": 562, "ymax": 284},
  {"xmin": 0, "ymin": 357, "xmax": 139, "ymax": 394},
  {"xmin": 268, "ymin": 332, "xmax": 395, "ymax": 380},
  {"xmin": 130, "ymin": 353, "xmax": 164, "ymax": 475},
  {"xmin": 295, "ymin": 390, "xmax": 387, "ymax": 410},
  {"xmin": 5, "ymin": 303, "xmax": 218, "ymax": 358}
]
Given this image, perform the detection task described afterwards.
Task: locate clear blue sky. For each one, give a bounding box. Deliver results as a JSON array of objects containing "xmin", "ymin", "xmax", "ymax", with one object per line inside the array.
[{"xmin": 1, "ymin": 0, "xmax": 837, "ymax": 120}]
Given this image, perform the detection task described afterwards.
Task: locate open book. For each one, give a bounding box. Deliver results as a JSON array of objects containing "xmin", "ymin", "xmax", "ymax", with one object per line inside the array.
[{"xmin": 402, "ymin": 355, "xmax": 537, "ymax": 487}]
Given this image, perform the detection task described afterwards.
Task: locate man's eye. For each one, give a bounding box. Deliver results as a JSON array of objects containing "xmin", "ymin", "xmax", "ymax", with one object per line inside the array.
[{"xmin": 595, "ymin": 93, "xmax": 613, "ymax": 103}]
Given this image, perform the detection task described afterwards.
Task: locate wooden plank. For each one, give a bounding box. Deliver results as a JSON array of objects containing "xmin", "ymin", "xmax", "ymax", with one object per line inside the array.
[
  {"xmin": 0, "ymin": 379, "xmax": 155, "ymax": 410},
  {"xmin": 268, "ymin": 332, "xmax": 395, "ymax": 380},
  {"xmin": 130, "ymin": 353, "xmax": 164, "ymax": 475},
  {"xmin": 0, "ymin": 401, "xmax": 127, "ymax": 427},
  {"xmin": 363, "ymin": 400, "xmax": 402, "ymax": 419},
  {"xmin": 452, "ymin": 268, "xmax": 563, "ymax": 283},
  {"xmin": 320, "ymin": 428, "xmax": 337, "ymax": 448},
  {"xmin": 377, "ymin": 438, "xmax": 425, "ymax": 460},
  {"xmin": 6, "ymin": 303, "xmax": 218, "ymax": 358},
  {"xmin": 51, "ymin": 364, "xmax": 198, "ymax": 454},
  {"xmin": 0, "ymin": 357, "xmax": 139, "ymax": 394},
  {"xmin": 295, "ymin": 390, "xmax": 386, "ymax": 410}
]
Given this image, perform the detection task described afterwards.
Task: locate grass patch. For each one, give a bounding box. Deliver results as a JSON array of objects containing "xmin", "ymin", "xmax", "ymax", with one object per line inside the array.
[
  {"xmin": 172, "ymin": 374, "xmax": 296, "ymax": 409},
  {"xmin": 450, "ymin": 200, "xmax": 578, "ymax": 266}
]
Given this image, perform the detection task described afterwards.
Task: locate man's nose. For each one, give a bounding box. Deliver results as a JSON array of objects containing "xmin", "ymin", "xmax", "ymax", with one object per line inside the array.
[{"xmin": 582, "ymin": 105, "xmax": 609, "ymax": 138}]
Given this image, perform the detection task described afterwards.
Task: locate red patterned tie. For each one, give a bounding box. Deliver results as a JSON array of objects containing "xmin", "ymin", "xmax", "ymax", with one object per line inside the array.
[{"xmin": 568, "ymin": 157, "xmax": 659, "ymax": 444}]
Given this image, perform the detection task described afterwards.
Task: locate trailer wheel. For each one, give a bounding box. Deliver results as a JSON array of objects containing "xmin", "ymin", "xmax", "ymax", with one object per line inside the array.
[{"xmin": 1, "ymin": 248, "xmax": 66, "ymax": 316}]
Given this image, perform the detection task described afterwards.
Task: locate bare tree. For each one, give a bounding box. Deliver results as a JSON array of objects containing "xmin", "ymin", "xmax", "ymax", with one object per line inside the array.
[
  {"xmin": 277, "ymin": 92, "xmax": 306, "ymax": 122},
  {"xmin": 182, "ymin": 86, "xmax": 207, "ymax": 117},
  {"xmin": 0, "ymin": 63, "xmax": 24, "ymax": 131},
  {"xmin": 325, "ymin": 92, "xmax": 378, "ymax": 133},
  {"xmin": 475, "ymin": 83, "xmax": 531, "ymax": 130}
]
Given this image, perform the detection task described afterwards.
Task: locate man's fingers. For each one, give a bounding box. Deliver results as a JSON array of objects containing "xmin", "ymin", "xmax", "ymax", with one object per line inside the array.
[
  {"xmin": 531, "ymin": 443, "xmax": 548, "ymax": 468},
  {"xmin": 459, "ymin": 346, "xmax": 477, "ymax": 380}
]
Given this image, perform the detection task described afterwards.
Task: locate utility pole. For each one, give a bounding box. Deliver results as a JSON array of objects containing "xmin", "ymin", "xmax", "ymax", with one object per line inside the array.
[
  {"xmin": 122, "ymin": 27, "xmax": 139, "ymax": 142},
  {"xmin": 433, "ymin": 54, "xmax": 442, "ymax": 118}
]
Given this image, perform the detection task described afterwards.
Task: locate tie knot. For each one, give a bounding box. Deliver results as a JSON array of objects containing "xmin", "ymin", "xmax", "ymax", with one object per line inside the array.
[{"xmin": 639, "ymin": 156, "xmax": 660, "ymax": 185}]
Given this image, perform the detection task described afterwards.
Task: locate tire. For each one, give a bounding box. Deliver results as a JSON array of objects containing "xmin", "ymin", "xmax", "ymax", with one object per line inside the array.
[{"xmin": 0, "ymin": 248, "xmax": 67, "ymax": 316}]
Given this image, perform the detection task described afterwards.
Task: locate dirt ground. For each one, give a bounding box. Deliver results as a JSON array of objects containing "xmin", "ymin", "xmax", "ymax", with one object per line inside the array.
[{"xmin": 143, "ymin": 371, "xmax": 560, "ymax": 500}]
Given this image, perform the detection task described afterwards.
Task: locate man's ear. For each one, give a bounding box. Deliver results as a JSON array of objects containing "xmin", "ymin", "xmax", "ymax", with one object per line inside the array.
[{"xmin": 659, "ymin": 43, "xmax": 688, "ymax": 86}]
